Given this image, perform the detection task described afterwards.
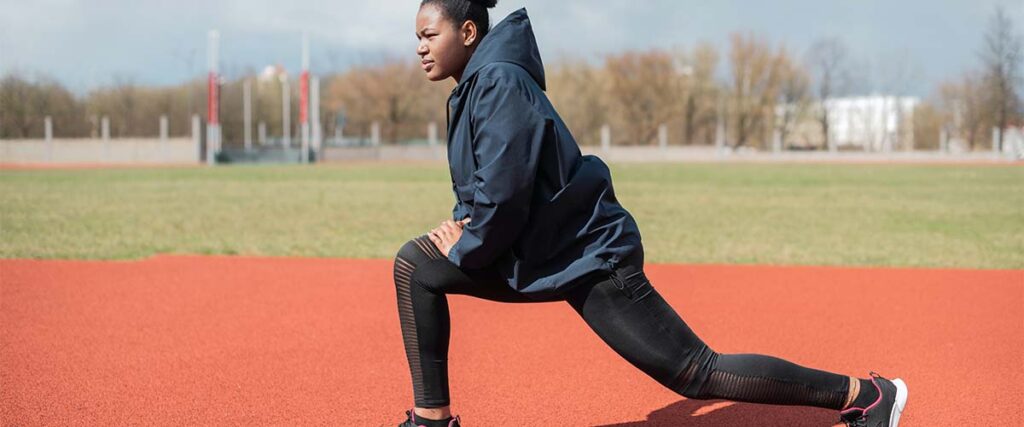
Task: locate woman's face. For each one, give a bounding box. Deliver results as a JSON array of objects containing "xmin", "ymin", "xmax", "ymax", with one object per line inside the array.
[{"xmin": 416, "ymin": 4, "xmax": 477, "ymax": 82}]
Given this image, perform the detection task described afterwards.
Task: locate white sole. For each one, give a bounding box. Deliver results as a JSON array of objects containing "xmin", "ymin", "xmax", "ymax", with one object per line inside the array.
[{"xmin": 889, "ymin": 378, "xmax": 908, "ymax": 427}]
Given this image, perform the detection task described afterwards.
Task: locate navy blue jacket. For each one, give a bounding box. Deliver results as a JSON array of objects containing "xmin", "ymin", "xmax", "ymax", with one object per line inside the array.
[{"xmin": 445, "ymin": 8, "xmax": 641, "ymax": 300}]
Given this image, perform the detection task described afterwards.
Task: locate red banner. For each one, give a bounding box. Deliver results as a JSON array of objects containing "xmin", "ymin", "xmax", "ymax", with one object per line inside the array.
[
  {"xmin": 300, "ymin": 71, "xmax": 309, "ymax": 124},
  {"xmin": 207, "ymin": 72, "xmax": 219, "ymax": 125}
]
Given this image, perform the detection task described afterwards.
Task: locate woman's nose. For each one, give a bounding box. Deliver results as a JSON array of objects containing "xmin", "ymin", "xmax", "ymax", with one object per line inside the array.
[{"xmin": 417, "ymin": 40, "xmax": 428, "ymax": 55}]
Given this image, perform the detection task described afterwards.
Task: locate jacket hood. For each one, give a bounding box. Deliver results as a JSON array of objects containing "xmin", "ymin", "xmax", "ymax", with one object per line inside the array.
[{"xmin": 459, "ymin": 8, "xmax": 546, "ymax": 90}]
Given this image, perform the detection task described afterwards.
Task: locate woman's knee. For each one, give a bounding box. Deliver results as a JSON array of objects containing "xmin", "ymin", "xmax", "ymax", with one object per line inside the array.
[
  {"xmin": 394, "ymin": 238, "xmax": 430, "ymax": 293},
  {"xmin": 398, "ymin": 235, "xmax": 445, "ymax": 262},
  {"xmin": 397, "ymin": 237, "xmax": 424, "ymax": 263},
  {"xmin": 671, "ymin": 344, "xmax": 720, "ymax": 399},
  {"xmin": 394, "ymin": 238, "xmax": 447, "ymax": 294}
]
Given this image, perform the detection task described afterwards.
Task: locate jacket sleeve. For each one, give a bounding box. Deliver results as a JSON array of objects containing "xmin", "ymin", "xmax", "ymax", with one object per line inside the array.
[
  {"xmin": 447, "ymin": 79, "xmax": 547, "ymax": 269},
  {"xmin": 452, "ymin": 185, "xmax": 471, "ymax": 221}
]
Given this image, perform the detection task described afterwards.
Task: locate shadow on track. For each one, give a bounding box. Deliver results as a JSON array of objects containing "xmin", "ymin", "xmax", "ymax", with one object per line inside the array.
[{"xmin": 593, "ymin": 398, "xmax": 840, "ymax": 427}]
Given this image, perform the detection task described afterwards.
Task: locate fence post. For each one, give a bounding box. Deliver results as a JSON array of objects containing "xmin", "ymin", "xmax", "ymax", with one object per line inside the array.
[
  {"xmin": 192, "ymin": 114, "xmax": 201, "ymax": 164},
  {"xmin": 658, "ymin": 124, "xmax": 668, "ymax": 150},
  {"xmin": 44, "ymin": 116, "xmax": 53, "ymax": 162},
  {"xmin": 428, "ymin": 121, "xmax": 438, "ymax": 147},
  {"xmin": 243, "ymin": 79, "xmax": 252, "ymax": 151},
  {"xmin": 939, "ymin": 129, "xmax": 948, "ymax": 154},
  {"xmin": 159, "ymin": 115, "xmax": 169, "ymax": 141},
  {"xmin": 160, "ymin": 115, "xmax": 169, "ymax": 162},
  {"xmin": 101, "ymin": 116, "xmax": 110, "ymax": 161},
  {"xmin": 311, "ymin": 76, "xmax": 321, "ymax": 160},
  {"xmin": 282, "ymin": 78, "xmax": 291, "ymax": 149},
  {"xmin": 600, "ymin": 124, "xmax": 611, "ymax": 151},
  {"xmin": 992, "ymin": 127, "xmax": 1001, "ymax": 157},
  {"xmin": 371, "ymin": 121, "xmax": 381, "ymax": 147},
  {"xmin": 772, "ymin": 127, "xmax": 782, "ymax": 154},
  {"xmin": 715, "ymin": 117, "xmax": 725, "ymax": 155},
  {"xmin": 258, "ymin": 121, "xmax": 267, "ymax": 146}
]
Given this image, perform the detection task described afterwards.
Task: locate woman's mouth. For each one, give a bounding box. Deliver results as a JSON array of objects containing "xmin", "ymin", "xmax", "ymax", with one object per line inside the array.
[{"xmin": 421, "ymin": 61, "xmax": 434, "ymax": 71}]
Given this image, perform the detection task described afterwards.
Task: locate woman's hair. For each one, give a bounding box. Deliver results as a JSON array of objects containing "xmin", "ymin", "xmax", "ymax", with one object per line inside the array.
[{"xmin": 420, "ymin": 0, "xmax": 498, "ymax": 41}]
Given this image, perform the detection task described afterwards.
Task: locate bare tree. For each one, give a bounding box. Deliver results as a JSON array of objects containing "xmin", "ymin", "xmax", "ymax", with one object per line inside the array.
[
  {"xmin": 728, "ymin": 33, "xmax": 786, "ymax": 149},
  {"xmin": 676, "ymin": 42, "xmax": 720, "ymax": 145},
  {"xmin": 327, "ymin": 58, "xmax": 449, "ymax": 143},
  {"xmin": 1, "ymin": 73, "xmax": 87, "ymax": 138},
  {"xmin": 605, "ymin": 50, "xmax": 682, "ymax": 145},
  {"xmin": 981, "ymin": 4, "xmax": 1023, "ymax": 150},
  {"xmin": 547, "ymin": 58, "xmax": 608, "ymax": 146},
  {"xmin": 0, "ymin": 74, "xmax": 38, "ymax": 137},
  {"xmin": 872, "ymin": 49, "xmax": 924, "ymax": 150},
  {"xmin": 806, "ymin": 37, "xmax": 851, "ymax": 150},
  {"xmin": 775, "ymin": 51, "xmax": 811, "ymax": 148},
  {"xmin": 938, "ymin": 72, "xmax": 988, "ymax": 150}
]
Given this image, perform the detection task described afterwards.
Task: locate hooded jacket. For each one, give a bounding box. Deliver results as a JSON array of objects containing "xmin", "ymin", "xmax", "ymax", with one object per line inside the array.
[{"xmin": 445, "ymin": 7, "xmax": 641, "ymax": 300}]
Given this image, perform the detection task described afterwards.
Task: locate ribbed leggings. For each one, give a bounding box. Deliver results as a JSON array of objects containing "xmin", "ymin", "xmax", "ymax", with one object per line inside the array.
[{"xmin": 394, "ymin": 235, "xmax": 851, "ymax": 409}]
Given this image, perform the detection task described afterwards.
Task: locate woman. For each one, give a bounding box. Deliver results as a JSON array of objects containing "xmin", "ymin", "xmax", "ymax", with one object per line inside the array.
[{"xmin": 395, "ymin": 1, "xmax": 909, "ymax": 426}]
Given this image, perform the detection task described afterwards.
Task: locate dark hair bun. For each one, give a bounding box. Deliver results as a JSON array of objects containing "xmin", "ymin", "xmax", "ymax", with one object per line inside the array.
[{"xmin": 469, "ymin": 0, "xmax": 497, "ymax": 8}]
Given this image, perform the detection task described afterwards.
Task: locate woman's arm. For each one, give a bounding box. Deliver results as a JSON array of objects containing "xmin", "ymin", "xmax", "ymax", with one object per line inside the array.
[{"xmin": 446, "ymin": 79, "xmax": 548, "ymax": 269}]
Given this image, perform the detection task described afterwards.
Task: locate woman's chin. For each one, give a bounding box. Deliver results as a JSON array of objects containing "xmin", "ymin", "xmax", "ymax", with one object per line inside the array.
[{"xmin": 424, "ymin": 69, "xmax": 447, "ymax": 82}]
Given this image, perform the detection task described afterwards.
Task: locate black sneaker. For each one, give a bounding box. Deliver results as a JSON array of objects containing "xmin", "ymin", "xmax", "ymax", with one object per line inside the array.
[
  {"xmin": 839, "ymin": 372, "xmax": 909, "ymax": 427},
  {"xmin": 397, "ymin": 407, "xmax": 461, "ymax": 427}
]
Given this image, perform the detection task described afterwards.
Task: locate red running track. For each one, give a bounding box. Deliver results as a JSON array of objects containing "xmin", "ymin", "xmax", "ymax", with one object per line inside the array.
[{"xmin": 1, "ymin": 256, "xmax": 1021, "ymax": 426}]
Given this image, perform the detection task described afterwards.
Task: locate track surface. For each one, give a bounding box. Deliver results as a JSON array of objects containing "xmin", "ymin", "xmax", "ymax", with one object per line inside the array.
[{"xmin": 2, "ymin": 256, "xmax": 1021, "ymax": 426}]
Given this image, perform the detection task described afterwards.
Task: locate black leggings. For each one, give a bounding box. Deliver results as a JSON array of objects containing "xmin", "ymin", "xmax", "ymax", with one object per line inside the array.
[{"xmin": 394, "ymin": 235, "xmax": 851, "ymax": 410}]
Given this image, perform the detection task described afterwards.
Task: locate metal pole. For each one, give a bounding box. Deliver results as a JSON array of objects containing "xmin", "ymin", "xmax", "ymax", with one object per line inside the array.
[
  {"xmin": 300, "ymin": 32, "xmax": 310, "ymax": 164},
  {"xmin": 192, "ymin": 114, "xmax": 201, "ymax": 163},
  {"xmin": 282, "ymin": 77, "xmax": 291, "ymax": 148},
  {"xmin": 658, "ymin": 124, "xmax": 667, "ymax": 149},
  {"xmin": 243, "ymin": 79, "xmax": 252, "ymax": 151},
  {"xmin": 207, "ymin": 30, "xmax": 220, "ymax": 166},
  {"xmin": 258, "ymin": 121, "xmax": 267, "ymax": 146},
  {"xmin": 311, "ymin": 76, "xmax": 321, "ymax": 159}
]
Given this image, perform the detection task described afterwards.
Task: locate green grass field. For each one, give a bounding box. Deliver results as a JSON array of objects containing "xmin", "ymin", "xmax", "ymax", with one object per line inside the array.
[{"xmin": 1, "ymin": 162, "xmax": 1021, "ymax": 268}]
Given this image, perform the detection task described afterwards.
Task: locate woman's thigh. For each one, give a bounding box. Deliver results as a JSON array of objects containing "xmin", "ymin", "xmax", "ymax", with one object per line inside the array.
[
  {"xmin": 399, "ymin": 235, "xmax": 559, "ymax": 304},
  {"xmin": 563, "ymin": 257, "xmax": 709, "ymax": 389}
]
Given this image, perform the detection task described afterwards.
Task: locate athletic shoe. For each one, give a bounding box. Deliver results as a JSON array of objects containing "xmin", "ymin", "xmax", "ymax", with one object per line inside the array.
[
  {"xmin": 397, "ymin": 407, "xmax": 461, "ymax": 427},
  {"xmin": 839, "ymin": 371, "xmax": 909, "ymax": 427}
]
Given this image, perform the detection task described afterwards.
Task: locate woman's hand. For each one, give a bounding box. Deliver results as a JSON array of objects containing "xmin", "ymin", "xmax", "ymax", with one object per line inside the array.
[{"xmin": 428, "ymin": 218, "xmax": 471, "ymax": 257}]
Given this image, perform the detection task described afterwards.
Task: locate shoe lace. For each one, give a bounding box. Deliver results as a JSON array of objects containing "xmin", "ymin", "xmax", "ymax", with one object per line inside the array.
[{"xmin": 841, "ymin": 418, "xmax": 868, "ymax": 427}]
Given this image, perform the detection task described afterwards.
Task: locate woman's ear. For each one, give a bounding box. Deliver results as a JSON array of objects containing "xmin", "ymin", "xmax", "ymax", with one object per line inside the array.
[{"xmin": 460, "ymin": 20, "xmax": 478, "ymax": 47}]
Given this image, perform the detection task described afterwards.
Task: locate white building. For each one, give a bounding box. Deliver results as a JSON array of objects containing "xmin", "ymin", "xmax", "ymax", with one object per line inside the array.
[{"xmin": 824, "ymin": 96, "xmax": 919, "ymax": 152}]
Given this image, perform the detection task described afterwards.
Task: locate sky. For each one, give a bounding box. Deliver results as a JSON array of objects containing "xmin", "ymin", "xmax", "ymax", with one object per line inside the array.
[{"xmin": 1, "ymin": 0, "xmax": 1021, "ymax": 97}]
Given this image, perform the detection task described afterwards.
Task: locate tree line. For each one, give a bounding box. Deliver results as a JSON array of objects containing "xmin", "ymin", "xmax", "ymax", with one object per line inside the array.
[{"xmin": 2, "ymin": 6, "xmax": 1020, "ymax": 151}]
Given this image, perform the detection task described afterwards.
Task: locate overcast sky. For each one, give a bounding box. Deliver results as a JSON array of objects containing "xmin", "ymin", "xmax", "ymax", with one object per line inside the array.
[{"xmin": 1, "ymin": 0, "xmax": 1021, "ymax": 97}]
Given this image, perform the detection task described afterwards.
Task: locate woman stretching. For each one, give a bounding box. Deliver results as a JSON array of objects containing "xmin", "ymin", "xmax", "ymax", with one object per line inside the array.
[{"xmin": 395, "ymin": 1, "xmax": 909, "ymax": 426}]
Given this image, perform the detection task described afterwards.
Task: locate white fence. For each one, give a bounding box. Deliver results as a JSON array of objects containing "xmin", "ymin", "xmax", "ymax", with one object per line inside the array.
[
  {"xmin": 317, "ymin": 144, "xmax": 1021, "ymax": 164},
  {"xmin": 1, "ymin": 138, "xmax": 199, "ymax": 165},
  {"xmin": 321, "ymin": 145, "xmax": 446, "ymax": 162}
]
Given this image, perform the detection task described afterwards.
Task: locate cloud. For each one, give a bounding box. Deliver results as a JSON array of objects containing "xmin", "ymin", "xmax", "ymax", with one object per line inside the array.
[{"xmin": 1, "ymin": 0, "xmax": 1018, "ymax": 96}]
